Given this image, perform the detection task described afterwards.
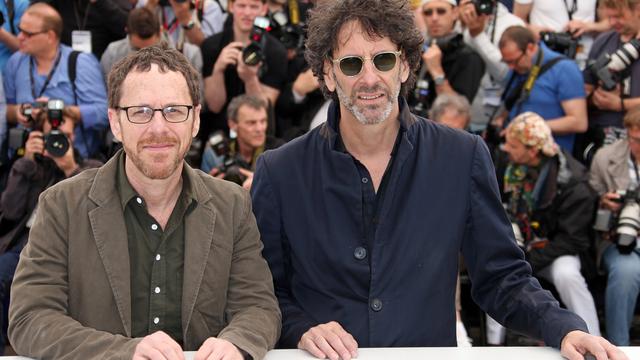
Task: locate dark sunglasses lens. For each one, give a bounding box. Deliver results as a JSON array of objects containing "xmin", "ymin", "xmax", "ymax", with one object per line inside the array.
[
  {"xmin": 339, "ymin": 57, "xmax": 364, "ymax": 76},
  {"xmin": 373, "ymin": 53, "xmax": 397, "ymax": 72}
]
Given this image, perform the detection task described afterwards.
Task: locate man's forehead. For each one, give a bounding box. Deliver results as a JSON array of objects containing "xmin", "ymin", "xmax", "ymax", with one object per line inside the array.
[{"xmin": 333, "ymin": 21, "xmax": 397, "ymax": 55}]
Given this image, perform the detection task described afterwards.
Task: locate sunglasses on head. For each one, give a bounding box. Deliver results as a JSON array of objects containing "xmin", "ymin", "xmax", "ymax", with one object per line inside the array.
[
  {"xmin": 331, "ymin": 51, "xmax": 402, "ymax": 77},
  {"xmin": 423, "ymin": 8, "xmax": 448, "ymax": 16}
]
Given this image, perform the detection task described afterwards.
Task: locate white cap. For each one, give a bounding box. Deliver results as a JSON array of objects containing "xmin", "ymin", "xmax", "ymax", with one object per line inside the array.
[{"xmin": 421, "ymin": 0, "xmax": 457, "ymax": 6}]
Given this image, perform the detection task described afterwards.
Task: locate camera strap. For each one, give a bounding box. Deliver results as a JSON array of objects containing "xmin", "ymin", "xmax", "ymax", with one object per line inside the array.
[
  {"xmin": 29, "ymin": 49, "xmax": 62, "ymax": 100},
  {"xmin": 6, "ymin": 0, "xmax": 16, "ymax": 35},
  {"xmin": 288, "ymin": 0, "xmax": 300, "ymax": 25},
  {"xmin": 72, "ymin": 0, "xmax": 91, "ymax": 31},
  {"xmin": 563, "ymin": 0, "xmax": 577, "ymax": 21}
]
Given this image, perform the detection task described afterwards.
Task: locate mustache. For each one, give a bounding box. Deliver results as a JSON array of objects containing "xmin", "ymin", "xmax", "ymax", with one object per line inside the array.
[{"xmin": 138, "ymin": 135, "xmax": 179, "ymax": 147}]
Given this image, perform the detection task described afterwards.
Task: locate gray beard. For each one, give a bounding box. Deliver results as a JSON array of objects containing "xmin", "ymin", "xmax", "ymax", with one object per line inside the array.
[{"xmin": 333, "ymin": 71, "xmax": 400, "ymax": 125}]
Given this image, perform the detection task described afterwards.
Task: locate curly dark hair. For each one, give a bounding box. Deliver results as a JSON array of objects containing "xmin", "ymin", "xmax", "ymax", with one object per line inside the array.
[{"xmin": 304, "ymin": 0, "xmax": 424, "ymax": 101}]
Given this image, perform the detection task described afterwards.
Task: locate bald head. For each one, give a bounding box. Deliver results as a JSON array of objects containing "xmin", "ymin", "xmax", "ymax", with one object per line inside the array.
[{"xmin": 24, "ymin": 3, "xmax": 63, "ymax": 40}]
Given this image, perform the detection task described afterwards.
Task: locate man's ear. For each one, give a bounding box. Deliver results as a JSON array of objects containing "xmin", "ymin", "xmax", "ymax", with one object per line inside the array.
[
  {"xmin": 324, "ymin": 59, "xmax": 336, "ymax": 92},
  {"xmin": 192, "ymin": 104, "xmax": 201, "ymax": 138},
  {"xmin": 400, "ymin": 55, "xmax": 410, "ymax": 83},
  {"xmin": 228, "ymin": 119, "xmax": 238, "ymax": 132},
  {"xmin": 108, "ymin": 108, "xmax": 123, "ymax": 142}
]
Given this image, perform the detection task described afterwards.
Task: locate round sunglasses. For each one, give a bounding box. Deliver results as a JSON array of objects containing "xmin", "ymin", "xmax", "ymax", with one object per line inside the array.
[{"xmin": 331, "ymin": 50, "xmax": 402, "ymax": 77}]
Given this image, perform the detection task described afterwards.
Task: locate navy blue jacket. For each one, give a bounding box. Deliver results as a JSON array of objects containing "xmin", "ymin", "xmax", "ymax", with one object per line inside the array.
[{"xmin": 251, "ymin": 99, "xmax": 588, "ymax": 349}]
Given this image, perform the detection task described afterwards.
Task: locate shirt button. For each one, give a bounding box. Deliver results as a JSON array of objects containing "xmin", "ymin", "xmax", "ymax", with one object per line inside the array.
[
  {"xmin": 136, "ymin": 197, "xmax": 143, "ymax": 205},
  {"xmin": 370, "ymin": 298, "xmax": 383, "ymax": 312},
  {"xmin": 361, "ymin": 177, "xmax": 369, "ymax": 184},
  {"xmin": 155, "ymin": 254, "xmax": 161, "ymax": 261},
  {"xmin": 153, "ymin": 317, "xmax": 160, "ymax": 324},
  {"xmin": 354, "ymin": 247, "xmax": 367, "ymax": 260},
  {"xmin": 151, "ymin": 223, "xmax": 158, "ymax": 231},
  {"xmin": 154, "ymin": 287, "xmax": 161, "ymax": 294}
]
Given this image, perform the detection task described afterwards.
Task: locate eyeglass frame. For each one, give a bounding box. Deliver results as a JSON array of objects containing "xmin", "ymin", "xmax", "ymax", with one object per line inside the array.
[
  {"xmin": 18, "ymin": 26, "xmax": 49, "ymax": 38},
  {"xmin": 422, "ymin": 7, "xmax": 449, "ymax": 17},
  {"xmin": 116, "ymin": 105, "xmax": 194, "ymax": 124},
  {"xmin": 330, "ymin": 50, "xmax": 403, "ymax": 77},
  {"xmin": 501, "ymin": 50, "xmax": 527, "ymax": 66}
]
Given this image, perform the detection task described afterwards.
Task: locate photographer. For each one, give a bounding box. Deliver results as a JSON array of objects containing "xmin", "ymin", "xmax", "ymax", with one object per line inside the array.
[
  {"xmin": 0, "ymin": 114, "xmax": 100, "ymax": 354},
  {"xmin": 0, "ymin": 0, "xmax": 28, "ymax": 71},
  {"xmin": 138, "ymin": 0, "xmax": 226, "ymax": 47},
  {"xmin": 201, "ymin": 94, "xmax": 283, "ymax": 190},
  {"xmin": 458, "ymin": 0, "xmax": 524, "ymax": 131},
  {"xmin": 498, "ymin": 25, "xmax": 587, "ymax": 152},
  {"xmin": 414, "ymin": 0, "xmax": 484, "ymax": 112},
  {"xmin": 581, "ymin": 0, "xmax": 640, "ymax": 154},
  {"xmin": 201, "ymin": 0, "xmax": 287, "ymax": 135},
  {"xmin": 3, "ymin": 3, "xmax": 108, "ymax": 160},
  {"xmin": 501, "ymin": 112, "xmax": 601, "ymax": 338},
  {"xmin": 514, "ymin": 0, "xmax": 610, "ymax": 69},
  {"xmin": 589, "ymin": 106, "xmax": 640, "ymax": 346}
]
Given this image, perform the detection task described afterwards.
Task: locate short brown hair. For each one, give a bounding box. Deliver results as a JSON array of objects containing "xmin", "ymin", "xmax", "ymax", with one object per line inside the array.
[
  {"xmin": 305, "ymin": 0, "xmax": 424, "ymax": 101},
  {"xmin": 107, "ymin": 43, "xmax": 201, "ymax": 108},
  {"xmin": 127, "ymin": 7, "xmax": 160, "ymax": 39},
  {"xmin": 599, "ymin": 0, "xmax": 640, "ymax": 10},
  {"xmin": 624, "ymin": 106, "xmax": 640, "ymax": 129},
  {"xmin": 499, "ymin": 25, "xmax": 535, "ymax": 52},
  {"xmin": 227, "ymin": 95, "xmax": 267, "ymax": 122},
  {"xmin": 25, "ymin": 3, "xmax": 63, "ymax": 39}
]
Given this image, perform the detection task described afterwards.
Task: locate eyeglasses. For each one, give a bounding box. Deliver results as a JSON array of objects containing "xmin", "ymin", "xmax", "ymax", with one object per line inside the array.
[
  {"xmin": 423, "ymin": 7, "xmax": 448, "ymax": 17},
  {"xmin": 116, "ymin": 105, "xmax": 194, "ymax": 124},
  {"xmin": 331, "ymin": 51, "xmax": 402, "ymax": 77},
  {"xmin": 18, "ymin": 27, "xmax": 49, "ymax": 38},
  {"xmin": 502, "ymin": 51, "xmax": 526, "ymax": 66}
]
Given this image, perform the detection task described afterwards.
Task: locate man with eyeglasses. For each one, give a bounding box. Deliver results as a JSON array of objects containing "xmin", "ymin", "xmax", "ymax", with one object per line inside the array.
[
  {"xmin": 498, "ymin": 25, "xmax": 588, "ymax": 153},
  {"xmin": 251, "ymin": 1, "xmax": 626, "ymax": 359},
  {"xmin": 590, "ymin": 105, "xmax": 640, "ymax": 346},
  {"xmin": 8, "ymin": 44, "xmax": 281, "ymax": 359},
  {"xmin": 2, "ymin": 2, "xmax": 108, "ymax": 160},
  {"xmin": 414, "ymin": 0, "xmax": 485, "ymax": 112}
]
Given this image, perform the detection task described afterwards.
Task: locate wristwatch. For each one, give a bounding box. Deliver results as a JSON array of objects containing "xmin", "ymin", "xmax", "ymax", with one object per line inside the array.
[
  {"xmin": 433, "ymin": 74, "xmax": 446, "ymax": 86},
  {"xmin": 182, "ymin": 20, "xmax": 196, "ymax": 30}
]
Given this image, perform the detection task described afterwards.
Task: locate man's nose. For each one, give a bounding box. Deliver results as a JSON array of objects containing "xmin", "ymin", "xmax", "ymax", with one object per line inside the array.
[{"xmin": 359, "ymin": 59, "xmax": 381, "ymax": 85}]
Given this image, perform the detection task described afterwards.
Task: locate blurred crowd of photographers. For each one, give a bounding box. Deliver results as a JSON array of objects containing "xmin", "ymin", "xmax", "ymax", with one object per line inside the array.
[{"xmin": 0, "ymin": 0, "xmax": 639, "ymax": 350}]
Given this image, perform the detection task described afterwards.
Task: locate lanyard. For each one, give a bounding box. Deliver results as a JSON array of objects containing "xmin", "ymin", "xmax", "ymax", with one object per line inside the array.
[
  {"xmin": 73, "ymin": 0, "xmax": 92, "ymax": 31},
  {"xmin": 29, "ymin": 50, "xmax": 62, "ymax": 100},
  {"xmin": 631, "ymin": 153, "xmax": 640, "ymax": 185},
  {"xmin": 563, "ymin": 0, "xmax": 577, "ymax": 21},
  {"xmin": 162, "ymin": 7, "xmax": 179, "ymax": 33}
]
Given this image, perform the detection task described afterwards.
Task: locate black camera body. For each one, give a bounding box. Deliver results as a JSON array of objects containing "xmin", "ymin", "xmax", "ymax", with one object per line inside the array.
[
  {"xmin": 587, "ymin": 38, "xmax": 640, "ymax": 91},
  {"xmin": 208, "ymin": 132, "xmax": 251, "ymax": 186},
  {"xmin": 540, "ymin": 31, "xmax": 579, "ymax": 59},
  {"xmin": 593, "ymin": 188, "xmax": 640, "ymax": 253},
  {"xmin": 15, "ymin": 99, "xmax": 69, "ymax": 158},
  {"xmin": 268, "ymin": 10, "xmax": 305, "ymax": 51},
  {"xmin": 242, "ymin": 16, "xmax": 271, "ymax": 66},
  {"xmin": 472, "ymin": 0, "xmax": 496, "ymax": 16}
]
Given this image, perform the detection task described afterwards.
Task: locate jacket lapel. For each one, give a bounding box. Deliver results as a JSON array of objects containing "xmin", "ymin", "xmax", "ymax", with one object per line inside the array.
[
  {"xmin": 607, "ymin": 142, "xmax": 630, "ymax": 191},
  {"xmin": 181, "ymin": 166, "xmax": 216, "ymax": 340},
  {"xmin": 87, "ymin": 154, "xmax": 133, "ymax": 336}
]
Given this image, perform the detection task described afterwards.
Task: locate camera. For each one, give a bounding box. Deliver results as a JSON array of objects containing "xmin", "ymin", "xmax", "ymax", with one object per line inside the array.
[
  {"xmin": 540, "ymin": 31, "xmax": 579, "ymax": 59},
  {"xmin": 587, "ymin": 39, "xmax": 640, "ymax": 91},
  {"xmin": 208, "ymin": 131, "xmax": 251, "ymax": 186},
  {"xmin": 268, "ymin": 10, "xmax": 305, "ymax": 51},
  {"xmin": 14, "ymin": 99, "xmax": 69, "ymax": 158},
  {"xmin": 593, "ymin": 188, "xmax": 640, "ymax": 253},
  {"xmin": 472, "ymin": 0, "xmax": 496, "ymax": 16},
  {"xmin": 242, "ymin": 16, "xmax": 271, "ymax": 66}
]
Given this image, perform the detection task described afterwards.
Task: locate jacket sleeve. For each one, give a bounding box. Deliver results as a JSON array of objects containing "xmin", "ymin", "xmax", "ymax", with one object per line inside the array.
[
  {"xmin": 0, "ymin": 159, "xmax": 39, "ymax": 221},
  {"xmin": 8, "ymin": 187, "xmax": 141, "ymax": 360},
  {"xmin": 461, "ymin": 137, "xmax": 588, "ymax": 349},
  {"xmin": 527, "ymin": 182, "xmax": 597, "ymax": 271},
  {"xmin": 217, "ymin": 190, "xmax": 281, "ymax": 360},
  {"xmin": 251, "ymin": 155, "xmax": 318, "ymax": 348}
]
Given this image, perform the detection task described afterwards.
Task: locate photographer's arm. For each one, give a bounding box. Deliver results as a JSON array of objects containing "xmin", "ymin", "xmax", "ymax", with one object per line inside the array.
[
  {"xmin": 0, "ymin": 28, "xmax": 19, "ymax": 52},
  {"xmin": 73, "ymin": 54, "xmax": 108, "ymax": 131},
  {"xmin": 171, "ymin": 0, "xmax": 205, "ymax": 46},
  {"xmin": 204, "ymin": 69, "xmax": 228, "ymax": 113},
  {"xmin": 546, "ymin": 98, "xmax": 588, "ymax": 135}
]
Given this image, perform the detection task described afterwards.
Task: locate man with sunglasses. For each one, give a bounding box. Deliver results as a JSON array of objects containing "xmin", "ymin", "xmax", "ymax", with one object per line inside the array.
[
  {"xmin": 2, "ymin": 2, "xmax": 108, "ymax": 160},
  {"xmin": 415, "ymin": 0, "xmax": 485, "ymax": 112},
  {"xmin": 251, "ymin": 1, "xmax": 626, "ymax": 359},
  {"xmin": 8, "ymin": 44, "xmax": 281, "ymax": 359}
]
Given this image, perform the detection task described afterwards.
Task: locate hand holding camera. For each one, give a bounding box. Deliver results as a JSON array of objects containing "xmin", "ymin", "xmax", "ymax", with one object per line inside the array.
[
  {"xmin": 565, "ymin": 19, "xmax": 591, "ymax": 38},
  {"xmin": 213, "ymin": 42, "xmax": 243, "ymax": 74},
  {"xmin": 422, "ymin": 41, "xmax": 444, "ymax": 78},
  {"xmin": 600, "ymin": 191, "xmax": 623, "ymax": 212},
  {"xmin": 237, "ymin": 49, "xmax": 262, "ymax": 82},
  {"xmin": 592, "ymin": 85, "xmax": 623, "ymax": 111},
  {"xmin": 459, "ymin": 0, "xmax": 491, "ymax": 38}
]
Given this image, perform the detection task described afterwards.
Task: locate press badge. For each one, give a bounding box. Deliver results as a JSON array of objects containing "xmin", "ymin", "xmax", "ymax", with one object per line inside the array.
[
  {"xmin": 483, "ymin": 83, "xmax": 502, "ymax": 107},
  {"xmin": 72, "ymin": 30, "xmax": 92, "ymax": 53}
]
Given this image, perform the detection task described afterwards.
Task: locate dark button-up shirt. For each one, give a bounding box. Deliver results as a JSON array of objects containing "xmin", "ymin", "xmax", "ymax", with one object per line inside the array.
[{"xmin": 117, "ymin": 154, "xmax": 195, "ymax": 343}]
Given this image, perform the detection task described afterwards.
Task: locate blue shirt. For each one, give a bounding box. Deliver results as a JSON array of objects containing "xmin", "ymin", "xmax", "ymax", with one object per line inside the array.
[
  {"xmin": 0, "ymin": 0, "xmax": 28, "ymax": 71},
  {"xmin": 3, "ymin": 45, "xmax": 108, "ymax": 158},
  {"xmin": 505, "ymin": 43, "xmax": 586, "ymax": 151}
]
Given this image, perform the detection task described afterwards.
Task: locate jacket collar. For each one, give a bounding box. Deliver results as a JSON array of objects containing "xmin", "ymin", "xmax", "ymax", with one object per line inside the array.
[{"xmin": 87, "ymin": 150, "xmax": 216, "ymax": 340}]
